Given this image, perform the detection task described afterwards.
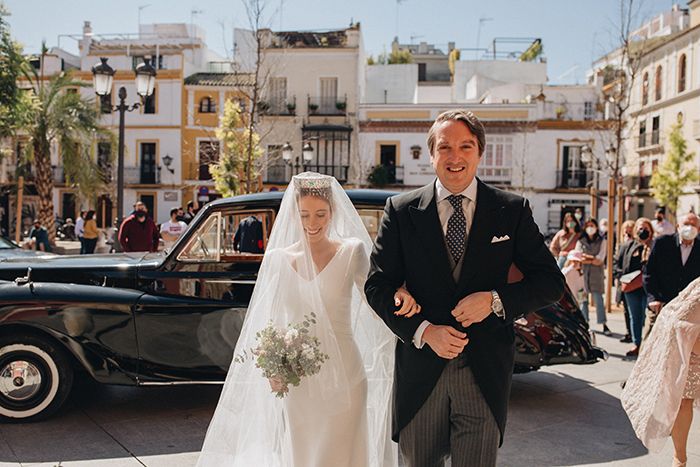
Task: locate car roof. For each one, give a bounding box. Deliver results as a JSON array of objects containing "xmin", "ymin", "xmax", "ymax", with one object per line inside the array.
[{"xmin": 205, "ymin": 188, "xmax": 402, "ymax": 209}]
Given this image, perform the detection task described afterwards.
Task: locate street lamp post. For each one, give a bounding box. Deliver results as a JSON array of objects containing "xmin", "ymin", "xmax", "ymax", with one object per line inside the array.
[
  {"xmin": 282, "ymin": 141, "xmax": 314, "ymax": 177},
  {"xmin": 92, "ymin": 57, "xmax": 156, "ymax": 249}
]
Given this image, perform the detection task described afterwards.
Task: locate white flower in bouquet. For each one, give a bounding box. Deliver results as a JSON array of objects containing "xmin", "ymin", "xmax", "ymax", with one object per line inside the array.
[{"xmin": 235, "ymin": 312, "xmax": 329, "ymax": 398}]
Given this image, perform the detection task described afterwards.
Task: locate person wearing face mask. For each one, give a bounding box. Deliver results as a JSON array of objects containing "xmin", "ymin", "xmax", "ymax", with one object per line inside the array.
[
  {"xmin": 575, "ymin": 217, "xmax": 612, "ymax": 335},
  {"xmin": 652, "ymin": 207, "xmax": 675, "ymax": 238},
  {"xmin": 643, "ymin": 212, "xmax": 700, "ymax": 340},
  {"xmin": 574, "ymin": 207, "xmax": 585, "ymax": 230},
  {"xmin": 550, "ymin": 212, "xmax": 581, "ymax": 269},
  {"xmin": 615, "ymin": 218, "xmax": 654, "ymax": 356},
  {"xmin": 615, "ymin": 220, "xmax": 637, "ymax": 344},
  {"xmin": 117, "ymin": 201, "xmax": 160, "ymax": 252}
]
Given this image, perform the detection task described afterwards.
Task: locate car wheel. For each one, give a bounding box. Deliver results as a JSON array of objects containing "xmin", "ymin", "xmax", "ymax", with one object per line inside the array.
[{"xmin": 0, "ymin": 334, "xmax": 74, "ymax": 421}]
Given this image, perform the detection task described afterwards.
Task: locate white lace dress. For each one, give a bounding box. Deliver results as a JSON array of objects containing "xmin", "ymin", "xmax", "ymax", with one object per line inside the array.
[{"xmin": 621, "ymin": 276, "xmax": 700, "ymax": 452}]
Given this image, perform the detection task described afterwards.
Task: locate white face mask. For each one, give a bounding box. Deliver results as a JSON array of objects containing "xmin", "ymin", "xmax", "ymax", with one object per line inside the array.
[
  {"xmin": 679, "ymin": 225, "xmax": 698, "ymax": 241},
  {"xmin": 585, "ymin": 226, "xmax": 597, "ymax": 237}
]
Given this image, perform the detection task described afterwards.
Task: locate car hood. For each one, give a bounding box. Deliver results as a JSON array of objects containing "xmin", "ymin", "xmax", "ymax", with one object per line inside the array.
[{"xmin": 0, "ymin": 251, "xmax": 165, "ymax": 285}]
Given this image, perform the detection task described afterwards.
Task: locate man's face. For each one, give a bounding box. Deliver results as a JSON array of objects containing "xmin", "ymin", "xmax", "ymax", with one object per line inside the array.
[
  {"xmin": 135, "ymin": 203, "xmax": 147, "ymax": 213},
  {"xmin": 430, "ymin": 120, "xmax": 481, "ymax": 194},
  {"xmin": 33, "ymin": 222, "xmax": 40, "ymax": 229},
  {"xmin": 680, "ymin": 213, "xmax": 699, "ymax": 229}
]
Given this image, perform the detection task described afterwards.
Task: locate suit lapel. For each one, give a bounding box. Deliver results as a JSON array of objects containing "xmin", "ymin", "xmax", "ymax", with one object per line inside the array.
[
  {"xmin": 457, "ymin": 180, "xmax": 504, "ymax": 291},
  {"xmin": 408, "ymin": 183, "xmax": 456, "ymax": 293}
]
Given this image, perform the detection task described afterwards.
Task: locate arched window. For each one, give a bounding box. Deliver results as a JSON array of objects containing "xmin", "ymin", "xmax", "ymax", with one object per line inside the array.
[
  {"xmin": 641, "ymin": 71, "xmax": 649, "ymax": 106},
  {"xmin": 655, "ymin": 65, "xmax": 663, "ymax": 101},
  {"xmin": 678, "ymin": 54, "xmax": 687, "ymax": 93},
  {"xmin": 199, "ymin": 96, "xmax": 216, "ymax": 113}
]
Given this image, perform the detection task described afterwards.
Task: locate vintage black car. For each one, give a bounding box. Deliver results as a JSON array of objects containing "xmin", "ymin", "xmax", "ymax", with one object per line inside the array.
[{"xmin": 0, "ymin": 190, "xmax": 606, "ymax": 421}]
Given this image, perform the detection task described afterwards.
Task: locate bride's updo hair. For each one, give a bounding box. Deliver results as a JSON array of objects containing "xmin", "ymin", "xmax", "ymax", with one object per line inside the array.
[{"xmin": 293, "ymin": 175, "xmax": 334, "ymax": 210}]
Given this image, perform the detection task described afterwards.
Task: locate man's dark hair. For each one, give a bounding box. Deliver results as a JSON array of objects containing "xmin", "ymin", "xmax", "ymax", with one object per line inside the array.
[
  {"xmin": 170, "ymin": 207, "xmax": 179, "ymax": 217},
  {"xmin": 427, "ymin": 109, "xmax": 486, "ymax": 157}
]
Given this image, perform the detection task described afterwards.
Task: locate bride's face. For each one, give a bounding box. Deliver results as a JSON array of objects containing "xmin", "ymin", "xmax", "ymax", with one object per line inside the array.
[{"xmin": 299, "ymin": 196, "xmax": 331, "ymax": 243}]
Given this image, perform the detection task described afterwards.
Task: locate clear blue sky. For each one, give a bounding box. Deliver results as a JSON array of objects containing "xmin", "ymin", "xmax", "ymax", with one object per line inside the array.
[{"xmin": 5, "ymin": 0, "xmax": 675, "ymax": 84}]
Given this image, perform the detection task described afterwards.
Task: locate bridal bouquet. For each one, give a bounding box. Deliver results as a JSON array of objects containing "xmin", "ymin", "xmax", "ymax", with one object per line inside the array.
[{"xmin": 236, "ymin": 313, "xmax": 329, "ymax": 398}]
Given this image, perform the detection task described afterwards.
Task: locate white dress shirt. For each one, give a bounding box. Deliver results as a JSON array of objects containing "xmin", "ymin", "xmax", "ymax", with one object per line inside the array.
[
  {"xmin": 413, "ymin": 178, "xmax": 478, "ymax": 348},
  {"xmin": 680, "ymin": 241, "xmax": 694, "ymax": 266}
]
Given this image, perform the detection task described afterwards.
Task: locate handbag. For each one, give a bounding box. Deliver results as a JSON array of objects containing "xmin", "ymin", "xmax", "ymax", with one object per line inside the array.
[{"xmin": 620, "ymin": 270, "xmax": 643, "ymax": 292}]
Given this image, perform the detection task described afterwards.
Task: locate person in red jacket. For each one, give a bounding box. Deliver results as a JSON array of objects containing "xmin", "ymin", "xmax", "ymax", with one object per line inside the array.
[{"xmin": 118, "ymin": 201, "xmax": 159, "ymax": 252}]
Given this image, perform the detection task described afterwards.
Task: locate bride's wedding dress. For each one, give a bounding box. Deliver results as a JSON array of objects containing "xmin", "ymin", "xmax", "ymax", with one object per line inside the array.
[
  {"xmin": 197, "ymin": 173, "xmax": 397, "ymax": 467},
  {"xmin": 282, "ymin": 238, "xmax": 370, "ymax": 465}
]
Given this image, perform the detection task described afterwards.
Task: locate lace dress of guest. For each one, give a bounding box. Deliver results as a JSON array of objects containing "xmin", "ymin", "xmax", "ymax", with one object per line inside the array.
[
  {"xmin": 621, "ymin": 276, "xmax": 700, "ymax": 452},
  {"xmin": 282, "ymin": 238, "xmax": 369, "ymax": 467}
]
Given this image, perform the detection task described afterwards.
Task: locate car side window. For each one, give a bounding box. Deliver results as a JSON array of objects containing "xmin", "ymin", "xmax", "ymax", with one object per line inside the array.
[
  {"xmin": 220, "ymin": 209, "xmax": 275, "ymax": 261},
  {"xmin": 177, "ymin": 213, "xmax": 221, "ymax": 262}
]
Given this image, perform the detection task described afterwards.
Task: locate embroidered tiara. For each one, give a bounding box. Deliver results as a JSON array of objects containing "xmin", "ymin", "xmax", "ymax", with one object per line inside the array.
[{"xmin": 293, "ymin": 173, "xmax": 333, "ymax": 190}]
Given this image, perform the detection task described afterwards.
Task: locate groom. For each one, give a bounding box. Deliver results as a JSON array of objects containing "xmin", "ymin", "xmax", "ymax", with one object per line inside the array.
[{"xmin": 365, "ymin": 110, "xmax": 565, "ymax": 466}]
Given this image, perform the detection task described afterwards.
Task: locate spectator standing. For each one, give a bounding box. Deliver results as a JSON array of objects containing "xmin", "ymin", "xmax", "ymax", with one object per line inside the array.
[
  {"xmin": 118, "ymin": 203, "xmax": 159, "ymax": 252},
  {"xmin": 29, "ymin": 219, "xmax": 51, "ymax": 252},
  {"xmin": 574, "ymin": 207, "xmax": 585, "ymax": 230},
  {"xmin": 83, "ymin": 210, "xmax": 99, "ymax": 254},
  {"xmin": 616, "ymin": 218, "xmax": 653, "ymax": 357},
  {"xmin": 160, "ymin": 208, "xmax": 188, "ymax": 250},
  {"xmin": 550, "ymin": 212, "xmax": 581, "ymax": 269},
  {"xmin": 643, "ymin": 212, "xmax": 700, "ymax": 340},
  {"xmin": 75, "ymin": 211, "xmax": 86, "ymax": 254},
  {"xmin": 652, "ymin": 207, "xmax": 676, "ymax": 238},
  {"xmin": 615, "ymin": 220, "xmax": 636, "ymax": 344},
  {"xmin": 576, "ymin": 217, "xmax": 611, "ymax": 335}
]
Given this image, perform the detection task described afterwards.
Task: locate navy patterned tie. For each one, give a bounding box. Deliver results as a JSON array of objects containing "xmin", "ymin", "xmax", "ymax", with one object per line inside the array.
[{"xmin": 446, "ymin": 194, "xmax": 466, "ymax": 263}]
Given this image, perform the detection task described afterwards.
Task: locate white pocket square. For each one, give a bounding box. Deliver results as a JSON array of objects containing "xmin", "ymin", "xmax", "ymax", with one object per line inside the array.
[{"xmin": 491, "ymin": 235, "xmax": 510, "ymax": 243}]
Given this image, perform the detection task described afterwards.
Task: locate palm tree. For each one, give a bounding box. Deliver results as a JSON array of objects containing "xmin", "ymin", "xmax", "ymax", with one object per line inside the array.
[{"xmin": 22, "ymin": 45, "xmax": 113, "ymax": 241}]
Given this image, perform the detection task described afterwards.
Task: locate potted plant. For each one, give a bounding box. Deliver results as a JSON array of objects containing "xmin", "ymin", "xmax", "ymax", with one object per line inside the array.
[
  {"xmin": 335, "ymin": 101, "xmax": 347, "ymax": 112},
  {"xmin": 308, "ymin": 103, "xmax": 318, "ymax": 114},
  {"xmin": 286, "ymin": 102, "xmax": 296, "ymax": 114},
  {"xmin": 257, "ymin": 101, "xmax": 270, "ymax": 114},
  {"xmin": 367, "ymin": 164, "xmax": 389, "ymax": 188}
]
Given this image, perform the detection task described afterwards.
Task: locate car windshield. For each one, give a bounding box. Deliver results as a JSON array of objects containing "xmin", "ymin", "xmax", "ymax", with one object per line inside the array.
[{"xmin": 0, "ymin": 237, "xmax": 16, "ymax": 249}]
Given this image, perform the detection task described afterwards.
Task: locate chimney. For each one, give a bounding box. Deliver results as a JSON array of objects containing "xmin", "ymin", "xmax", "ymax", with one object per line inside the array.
[
  {"xmin": 80, "ymin": 21, "xmax": 93, "ymax": 57},
  {"xmin": 689, "ymin": 0, "xmax": 700, "ymax": 28}
]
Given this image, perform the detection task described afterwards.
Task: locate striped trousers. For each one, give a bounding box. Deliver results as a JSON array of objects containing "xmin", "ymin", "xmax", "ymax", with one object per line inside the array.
[{"xmin": 399, "ymin": 360, "xmax": 499, "ymax": 467}]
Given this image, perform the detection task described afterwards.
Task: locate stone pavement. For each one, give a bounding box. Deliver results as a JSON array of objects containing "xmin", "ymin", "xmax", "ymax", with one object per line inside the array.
[{"xmin": 0, "ymin": 310, "xmax": 698, "ymax": 467}]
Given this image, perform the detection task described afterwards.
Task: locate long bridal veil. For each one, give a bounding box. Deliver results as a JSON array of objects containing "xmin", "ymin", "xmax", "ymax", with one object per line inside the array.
[{"xmin": 197, "ymin": 172, "xmax": 397, "ymax": 466}]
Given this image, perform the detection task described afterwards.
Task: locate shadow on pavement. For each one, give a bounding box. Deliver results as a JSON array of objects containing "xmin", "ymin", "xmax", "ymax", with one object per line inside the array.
[
  {"xmin": 0, "ymin": 375, "xmax": 222, "ymax": 464},
  {"xmin": 500, "ymin": 370, "xmax": 648, "ymax": 466},
  {"xmin": 0, "ymin": 370, "xmax": 649, "ymax": 466}
]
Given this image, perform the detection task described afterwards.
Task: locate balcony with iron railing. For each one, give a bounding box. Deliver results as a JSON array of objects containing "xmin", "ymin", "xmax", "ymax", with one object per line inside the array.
[
  {"xmin": 629, "ymin": 175, "xmax": 652, "ymax": 192},
  {"xmin": 307, "ymin": 95, "xmax": 347, "ymax": 116},
  {"xmin": 636, "ymin": 130, "xmax": 663, "ymax": 151},
  {"xmin": 556, "ymin": 169, "xmax": 592, "ymax": 189},
  {"xmin": 477, "ymin": 167, "xmax": 513, "ymax": 186},
  {"xmin": 261, "ymin": 96, "xmax": 296, "ymax": 116},
  {"xmin": 264, "ymin": 163, "xmax": 350, "ymax": 184},
  {"xmin": 186, "ymin": 161, "xmax": 215, "ymax": 181},
  {"xmin": 124, "ymin": 166, "xmax": 161, "ymax": 185}
]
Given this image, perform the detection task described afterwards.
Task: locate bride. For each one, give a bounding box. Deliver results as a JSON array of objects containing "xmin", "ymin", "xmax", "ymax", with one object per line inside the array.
[{"xmin": 197, "ymin": 173, "xmax": 417, "ymax": 466}]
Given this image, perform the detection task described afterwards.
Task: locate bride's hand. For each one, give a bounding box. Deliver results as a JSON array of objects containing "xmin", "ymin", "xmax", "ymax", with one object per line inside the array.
[
  {"xmin": 394, "ymin": 286, "xmax": 421, "ymax": 318},
  {"xmin": 268, "ymin": 376, "xmax": 284, "ymax": 393}
]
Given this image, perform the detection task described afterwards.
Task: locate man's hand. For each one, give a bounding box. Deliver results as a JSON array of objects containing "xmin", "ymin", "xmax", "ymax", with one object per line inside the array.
[
  {"xmin": 422, "ymin": 324, "xmax": 468, "ymax": 359},
  {"xmin": 394, "ymin": 287, "xmax": 421, "ymax": 318},
  {"xmin": 648, "ymin": 301, "xmax": 664, "ymax": 313},
  {"xmin": 451, "ymin": 291, "xmax": 493, "ymax": 327}
]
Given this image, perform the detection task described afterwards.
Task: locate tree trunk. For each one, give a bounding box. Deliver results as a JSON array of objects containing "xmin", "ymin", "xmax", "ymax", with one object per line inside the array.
[{"xmin": 33, "ymin": 136, "xmax": 56, "ymax": 243}]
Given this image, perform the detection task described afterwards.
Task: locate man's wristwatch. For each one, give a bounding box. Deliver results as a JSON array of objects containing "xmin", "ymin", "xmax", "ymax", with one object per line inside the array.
[{"xmin": 490, "ymin": 290, "xmax": 505, "ymax": 319}]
